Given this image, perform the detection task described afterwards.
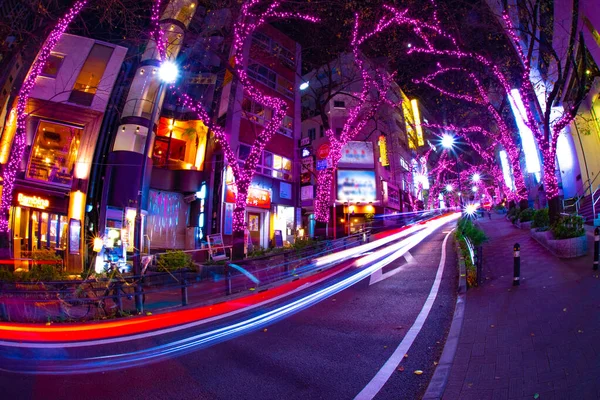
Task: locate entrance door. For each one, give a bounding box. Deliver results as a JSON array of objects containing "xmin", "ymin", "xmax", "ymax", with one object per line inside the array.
[{"xmin": 247, "ymin": 212, "xmax": 261, "ymax": 247}]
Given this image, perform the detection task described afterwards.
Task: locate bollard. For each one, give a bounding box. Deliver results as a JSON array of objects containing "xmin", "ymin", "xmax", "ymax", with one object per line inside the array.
[
  {"xmin": 513, "ymin": 243, "xmax": 520, "ymax": 286},
  {"xmin": 476, "ymin": 246, "xmax": 483, "ymax": 286},
  {"xmin": 594, "ymin": 228, "xmax": 599, "ymax": 271},
  {"xmin": 115, "ymin": 281, "xmax": 123, "ymax": 313},
  {"xmin": 181, "ymin": 275, "xmax": 188, "ymax": 306},
  {"xmin": 135, "ymin": 281, "xmax": 144, "ymax": 314},
  {"xmin": 225, "ymin": 263, "xmax": 232, "ymax": 296}
]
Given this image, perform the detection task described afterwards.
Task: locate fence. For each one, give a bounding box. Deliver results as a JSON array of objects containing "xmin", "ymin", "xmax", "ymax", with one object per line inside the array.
[{"xmin": 0, "ymin": 231, "xmax": 368, "ymax": 323}]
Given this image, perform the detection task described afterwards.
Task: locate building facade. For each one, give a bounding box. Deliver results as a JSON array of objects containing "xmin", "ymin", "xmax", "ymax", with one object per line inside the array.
[
  {"xmin": 213, "ymin": 24, "xmax": 302, "ymax": 249},
  {"xmin": 0, "ymin": 33, "xmax": 127, "ymax": 271}
]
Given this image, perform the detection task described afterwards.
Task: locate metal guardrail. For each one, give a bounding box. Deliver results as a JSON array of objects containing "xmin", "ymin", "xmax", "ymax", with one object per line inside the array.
[{"xmin": 0, "ymin": 232, "xmax": 369, "ymax": 323}]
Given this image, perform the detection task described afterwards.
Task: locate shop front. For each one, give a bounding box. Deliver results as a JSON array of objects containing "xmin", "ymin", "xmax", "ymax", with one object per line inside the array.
[
  {"xmin": 9, "ymin": 189, "xmax": 71, "ymax": 270},
  {"xmin": 224, "ymin": 182, "xmax": 272, "ymax": 251}
]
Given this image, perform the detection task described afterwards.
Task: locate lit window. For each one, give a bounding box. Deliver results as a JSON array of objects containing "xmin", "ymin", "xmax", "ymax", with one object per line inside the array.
[
  {"xmin": 69, "ymin": 44, "xmax": 114, "ymax": 106},
  {"xmin": 40, "ymin": 53, "xmax": 64, "ymax": 78},
  {"xmin": 278, "ymin": 115, "xmax": 293, "ymax": 137},
  {"xmin": 27, "ymin": 121, "xmax": 82, "ymax": 186}
]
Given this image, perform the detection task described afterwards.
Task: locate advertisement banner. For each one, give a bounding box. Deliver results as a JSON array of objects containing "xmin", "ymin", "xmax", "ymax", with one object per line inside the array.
[
  {"xmin": 337, "ymin": 170, "xmax": 377, "ymax": 202},
  {"xmin": 225, "ymin": 185, "xmax": 271, "ymax": 209},
  {"xmin": 224, "ymin": 203, "xmax": 233, "ymax": 235},
  {"xmin": 301, "ymin": 185, "xmax": 314, "ymax": 200},
  {"xmin": 339, "ymin": 141, "xmax": 374, "ymax": 168},
  {"xmin": 280, "ymin": 182, "xmax": 292, "ymax": 199}
]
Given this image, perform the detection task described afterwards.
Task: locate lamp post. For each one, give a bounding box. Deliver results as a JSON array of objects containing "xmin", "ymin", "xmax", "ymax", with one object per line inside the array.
[
  {"xmin": 133, "ymin": 60, "xmax": 179, "ymax": 275},
  {"xmin": 441, "ymin": 134, "xmax": 462, "ymax": 207}
]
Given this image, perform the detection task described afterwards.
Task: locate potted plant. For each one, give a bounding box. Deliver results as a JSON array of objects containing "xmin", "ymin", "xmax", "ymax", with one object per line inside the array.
[
  {"xmin": 547, "ymin": 215, "xmax": 587, "ymax": 258},
  {"xmin": 517, "ymin": 208, "xmax": 534, "ymax": 230}
]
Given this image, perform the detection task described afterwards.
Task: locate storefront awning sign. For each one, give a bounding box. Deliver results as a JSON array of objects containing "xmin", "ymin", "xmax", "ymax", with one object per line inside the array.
[
  {"xmin": 226, "ymin": 185, "xmax": 271, "ymax": 209},
  {"xmin": 17, "ymin": 193, "xmax": 50, "ymax": 210}
]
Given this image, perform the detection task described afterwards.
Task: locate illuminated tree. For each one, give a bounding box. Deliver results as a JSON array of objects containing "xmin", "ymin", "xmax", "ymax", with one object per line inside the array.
[
  {"xmin": 387, "ymin": 1, "xmax": 596, "ymax": 221},
  {"xmin": 0, "ymin": 0, "xmax": 87, "ymax": 246},
  {"xmin": 313, "ymin": 13, "xmax": 397, "ymax": 223},
  {"xmin": 159, "ymin": 0, "xmax": 317, "ymax": 256}
]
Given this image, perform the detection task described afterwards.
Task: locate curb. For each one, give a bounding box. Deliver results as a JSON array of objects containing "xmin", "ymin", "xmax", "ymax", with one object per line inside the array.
[{"xmin": 422, "ymin": 238, "xmax": 467, "ymax": 400}]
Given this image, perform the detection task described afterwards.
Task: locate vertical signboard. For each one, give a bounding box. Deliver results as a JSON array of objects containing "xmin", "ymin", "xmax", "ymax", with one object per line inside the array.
[{"xmin": 69, "ymin": 219, "xmax": 81, "ymax": 255}]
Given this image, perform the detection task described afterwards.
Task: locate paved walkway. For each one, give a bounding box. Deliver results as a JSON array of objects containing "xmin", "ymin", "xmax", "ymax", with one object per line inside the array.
[{"xmin": 443, "ymin": 215, "xmax": 600, "ymax": 400}]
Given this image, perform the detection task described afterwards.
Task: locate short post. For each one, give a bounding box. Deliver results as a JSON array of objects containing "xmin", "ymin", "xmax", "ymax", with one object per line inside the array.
[
  {"xmin": 115, "ymin": 281, "xmax": 123, "ymax": 313},
  {"xmin": 513, "ymin": 243, "xmax": 520, "ymax": 286},
  {"xmin": 362, "ymin": 231, "xmax": 367, "ymax": 244},
  {"xmin": 594, "ymin": 227, "xmax": 599, "ymax": 271},
  {"xmin": 225, "ymin": 263, "xmax": 232, "ymax": 296},
  {"xmin": 135, "ymin": 280, "xmax": 144, "ymax": 314},
  {"xmin": 476, "ymin": 246, "xmax": 483, "ymax": 286},
  {"xmin": 181, "ymin": 271, "xmax": 188, "ymax": 306}
]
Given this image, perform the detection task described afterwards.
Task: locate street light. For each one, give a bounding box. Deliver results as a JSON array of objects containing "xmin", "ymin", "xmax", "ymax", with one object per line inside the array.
[
  {"xmin": 441, "ymin": 134, "xmax": 455, "ymax": 149},
  {"xmin": 472, "ymin": 186, "xmax": 478, "ymax": 192},
  {"xmin": 446, "ymin": 184, "xmax": 453, "ymax": 192},
  {"xmin": 133, "ymin": 60, "xmax": 179, "ymax": 277},
  {"xmin": 472, "ymin": 173, "xmax": 481, "ymax": 183},
  {"xmin": 299, "ymin": 81, "xmax": 309, "ymax": 91}
]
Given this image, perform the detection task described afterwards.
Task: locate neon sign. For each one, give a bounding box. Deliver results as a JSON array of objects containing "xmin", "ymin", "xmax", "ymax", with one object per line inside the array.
[{"xmin": 17, "ymin": 193, "xmax": 50, "ymax": 209}]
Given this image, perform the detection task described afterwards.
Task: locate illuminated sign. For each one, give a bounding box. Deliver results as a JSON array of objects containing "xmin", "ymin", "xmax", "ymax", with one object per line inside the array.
[
  {"xmin": 410, "ymin": 99, "xmax": 425, "ymax": 147},
  {"xmin": 337, "ymin": 170, "xmax": 377, "ymax": 202},
  {"xmin": 17, "ymin": 193, "xmax": 50, "ymax": 209},
  {"xmin": 317, "ymin": 143, "xmax": 330, "ymax": 159},
  {"xmin": 339, "ymin": 141, "xmax": 374, "ymax": 168},
  {"xmin": 378, "ymin": 135, "xmax": 389, "ymax": 166},
  {"xmin": 225, "ymin": 185, "xmax": 271, "ymax": 209}
]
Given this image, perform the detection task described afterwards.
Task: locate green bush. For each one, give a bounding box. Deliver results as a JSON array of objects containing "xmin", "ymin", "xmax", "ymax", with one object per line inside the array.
[
  {"xmin": 156, "ymin": 250, "xmax": 193, "ymax": 271},
  {"xmin": 456, "ymin": 217, "xmax": 487, "ymax": 246},
  {"xmin": 519, "ymin": 208, "xmax": 535, "ymax": 222},
  {"xmin": 551, "ymin": 215, "xmax": 585, "ymax": 239},
  {"xmin": 531, "ymin": 208, "xmax": 549, "ymax": 229},
  {"xmin": 494, "ymin": 204, "xmax": 506, "ymax": 213}
]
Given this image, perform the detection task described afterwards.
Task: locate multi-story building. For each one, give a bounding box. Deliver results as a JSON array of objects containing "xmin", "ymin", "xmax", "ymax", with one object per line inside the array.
[
  {"xmin": 98, "ymin": 0, "xmax": 200, "ymax": 265},
  {"xmin": 300, "ymin": 54, "xmax": 423, "ymax": 238},
  {"xmin": 486, "ymin": 0, "xmax": 600, "ymax": 209},
  {"xmin": 213, "ymin": 24, "xmax": 302, "ymax": 249},
  {"xmin": 0, "ymin": 33, "xmax": 127, "ymax": 271}
]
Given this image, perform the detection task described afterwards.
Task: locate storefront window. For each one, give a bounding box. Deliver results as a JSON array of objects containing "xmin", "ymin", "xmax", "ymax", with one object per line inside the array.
[
  {"xmin": 69, "ymin": 44, "xmax": 114, "ymax": 106},
  {"xmin": 26, "ymin": 121, "xmax": 82, "ymax": 186},
  {"xmin": 152, "ymin": 118, "xmax": 207, "ymax": 170}
]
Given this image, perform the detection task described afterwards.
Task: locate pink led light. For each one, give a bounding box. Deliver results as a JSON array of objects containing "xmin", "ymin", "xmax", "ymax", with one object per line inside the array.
[
  {"xmin": 161, "ymin": 0, "xmax": 317, "ymax": 232},
  {"xmin": 0, "ymin": 0, "xmax": 87, "ymax": 232},
  {"xmin": 314, "ymin": 13, "xmax": 395, "ymax": 223}
]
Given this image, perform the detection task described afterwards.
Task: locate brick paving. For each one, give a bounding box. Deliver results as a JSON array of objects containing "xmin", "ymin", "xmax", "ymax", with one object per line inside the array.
[{"xmin": 443, "ymin": 215, "xmax": 600, "ymax": 400}]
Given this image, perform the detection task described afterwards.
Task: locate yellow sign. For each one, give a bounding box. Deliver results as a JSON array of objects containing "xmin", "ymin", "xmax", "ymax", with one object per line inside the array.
[
  {"xmin": 17, "ymin": 193, "xmax": 49, "ymax": 209},
  {"xmin": 378, "ymin": 135, "xmax": 389, "ymax": 166},
  {"xmin": 410, "ymin": 99, "xmax": 425, "ymax": 147}
]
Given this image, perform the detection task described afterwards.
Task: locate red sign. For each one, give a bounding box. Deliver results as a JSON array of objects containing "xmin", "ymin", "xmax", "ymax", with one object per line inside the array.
[
  {"xmin": 317, "ymin": 143, "xmax": 330, "ymax": 160},
  {"xmin": 225, "ymin": 185, "xmax": 271, "ymax": 209}
]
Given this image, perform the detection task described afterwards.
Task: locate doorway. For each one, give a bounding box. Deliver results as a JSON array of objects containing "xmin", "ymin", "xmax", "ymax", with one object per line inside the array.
[{"xmin": 247, "ymin": 212, "xmax": 261, "ymax": 247}]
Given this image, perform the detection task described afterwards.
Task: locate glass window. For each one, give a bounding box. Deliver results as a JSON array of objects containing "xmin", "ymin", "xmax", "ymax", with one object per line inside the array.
[
  {"xmin": 242, "ymin": 97, "xmax": 272, "ymax": 125},
  {"xmin": 334, "ymin": 100, "xmax": 345, "ymax": 108},
  {"xmin": 40, "ymin": 53, "xmax": 64, "ymax": 78},
  {"xmin": 248, "ymin": 62, "xmax": 276, "ymax": 89},
  {"xmin": 278, "ymin": 115, "xmax": 293, "ymax": 137},
  {"xmin": 276, "ymin": 75, "xmax": 294, "ymax": 99},
  {"xmin": 27, "ymin": 121, "xmax": 82, "ymax": 186},
  {"xmin": 69, "ymin": 44, "xmax": 114, "ymax": 106},
  {"xmin": 239, "ymin": 144, "xmax": 251, "ymax": 160}
]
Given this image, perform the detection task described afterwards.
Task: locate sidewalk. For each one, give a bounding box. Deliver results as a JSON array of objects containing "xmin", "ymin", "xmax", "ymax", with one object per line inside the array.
[{"xmin": 443, "ymin": 215, "xmax": 600, "ymax": 400}]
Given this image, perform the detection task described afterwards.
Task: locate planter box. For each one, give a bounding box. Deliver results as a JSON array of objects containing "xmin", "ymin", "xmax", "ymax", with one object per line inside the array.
[
  {"xmin": 519, "ymin": 221, "xmax": 532, "ymax": 230},
  {"xmin": 530, "ymin": 229, "xmax": 587, "ymax": 258}
]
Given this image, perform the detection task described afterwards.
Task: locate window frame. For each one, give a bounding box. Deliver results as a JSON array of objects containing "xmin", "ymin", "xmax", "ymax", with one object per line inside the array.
[{"xmin": 40, "ymin": 53, "xmax": 65, "ymax": 79}]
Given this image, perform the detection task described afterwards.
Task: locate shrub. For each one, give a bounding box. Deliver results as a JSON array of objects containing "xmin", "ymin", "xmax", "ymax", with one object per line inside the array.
[
  {"xmin": 531, "ymin": 208, "xmax": 549, "ymax": 229},
  {"xmin": 457, "ymin": 217, "xmax": 487, "ymax": 246},
  {"xmin": 551, "ymin": 215, "xmax": 585, "ymax": 239},
  {"xmin": 519, "ymin": 208, "xmax": 535, "ymax": 222},
  {"xmin": 156, "ymin": 250, "xmax": 193, "ymax": 271},
  {"xmin": 494, "ymin": 204, "xmax": 506, "ymax": 213}
]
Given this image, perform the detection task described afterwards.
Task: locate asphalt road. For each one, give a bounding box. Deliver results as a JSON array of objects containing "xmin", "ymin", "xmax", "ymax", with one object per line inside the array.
[{"xmin": 0, "ymin": 223, "xmax": 458, "ymax": 400}]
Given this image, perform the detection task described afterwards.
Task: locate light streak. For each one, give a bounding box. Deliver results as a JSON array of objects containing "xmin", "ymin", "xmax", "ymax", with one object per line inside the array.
[{"xmin": 0, "ymin": 214, "xmax": 459, "ymax": 374}]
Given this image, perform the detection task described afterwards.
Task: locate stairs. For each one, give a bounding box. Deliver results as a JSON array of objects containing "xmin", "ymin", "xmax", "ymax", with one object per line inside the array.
[{"xmin": 575, "ymin": 195, "xmax": 599, "ymax": 226}]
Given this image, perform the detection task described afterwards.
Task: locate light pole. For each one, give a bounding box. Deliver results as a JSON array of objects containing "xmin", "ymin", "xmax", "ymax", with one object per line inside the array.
[
  {"xmin": 441, "ymin": 134, "xmax": 462, "ymax": 207},
  {"xmin": 133, "ymin": 60, "xmax": 179, "ymax": 275}
]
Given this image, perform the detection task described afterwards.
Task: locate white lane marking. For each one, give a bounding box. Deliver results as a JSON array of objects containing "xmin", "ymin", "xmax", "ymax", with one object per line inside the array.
[
  {"xmin": 368, "ymin": 252, "xmax": 415, "ymax": 286},
  {"xmin": 0, "ymin": 217, "xmax": 458, "ymax": 350},
  {"xmin": 355, "ymin": 229, "xmax": 454, "ymax": 400}
]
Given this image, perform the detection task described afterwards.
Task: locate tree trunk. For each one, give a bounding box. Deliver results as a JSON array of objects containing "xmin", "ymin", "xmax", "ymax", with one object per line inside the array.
[
  {"xmin": 231, "ymin": 227, "xmax": 245, "ymax": 261},
  {"xmin": 548, "ymin": 196, "xmax": 561, "ymax": 225},
  {"xmin": 314, "ymin": 168, "xmax": 335, "ymax": 223},
  {"xmin": 518, "ymin": 199, "xmax": 529, "ymax": 210},
  {"xmin": 231, "ymin": 186, "xmax": 249, "ymax": 260}
]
